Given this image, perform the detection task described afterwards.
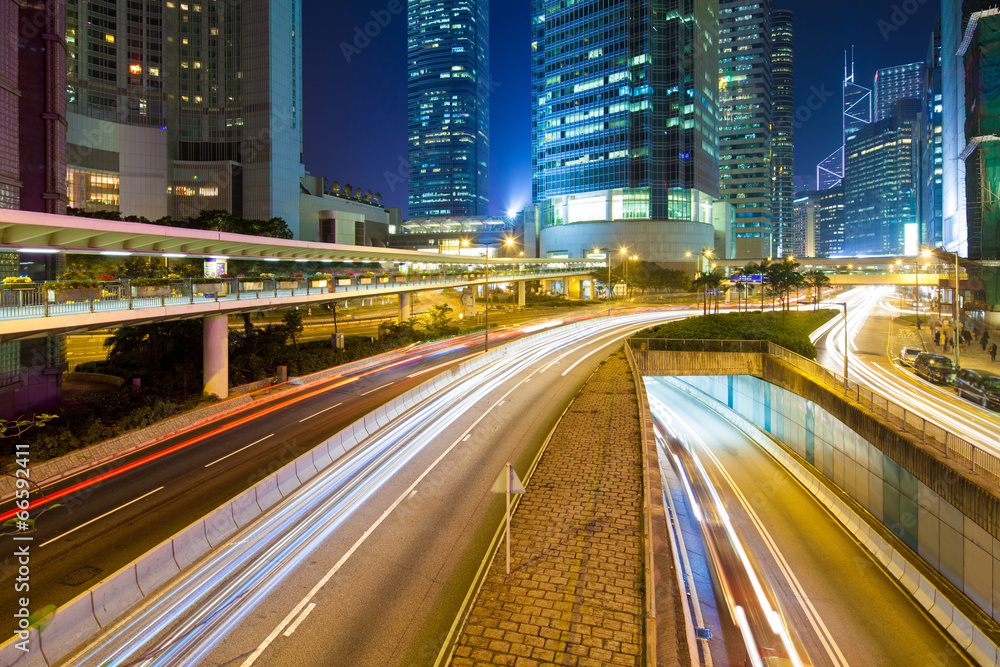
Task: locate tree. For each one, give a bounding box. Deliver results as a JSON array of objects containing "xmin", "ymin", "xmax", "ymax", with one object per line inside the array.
[
  {"xmin": 103, "ymin": 321, "xmax": 204, "ymax": 397},
  {"xmin": 330, "ymin": 180, "xmax": 341, "ymax": 194},
  {"xmin": 364, "ymin": 189, "xmax": 374, "ymax": 203},
  {"xmin": 424, "ymin": 304, "xmax": 457, "ymax": 337},
  {"xmin": 373, "ymin": 192, "xmax": 383, "ymax": 205},
  {"xmin": 344, "ymin": 183, "xmax": 353, "ymax": 198},
  {"xmin": 804, "ymin": 270, "xmax": 831, "ymax": 309},
  {"xmin": 281, "ymin": 310, "xmax": 304, "ymax": 352}
]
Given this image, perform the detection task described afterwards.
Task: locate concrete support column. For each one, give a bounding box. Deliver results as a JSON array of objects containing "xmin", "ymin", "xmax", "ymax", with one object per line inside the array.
[
  {"xmin": 518, "ymin": 280, "xmax": 526, "ymax": 307},
  {"xmin": 203, "ymin": 314, "xmax": 229, "ymax": 399},
  {"xmin": 399, "ymin": 292, "xmax": 412, "ymax": 321}
]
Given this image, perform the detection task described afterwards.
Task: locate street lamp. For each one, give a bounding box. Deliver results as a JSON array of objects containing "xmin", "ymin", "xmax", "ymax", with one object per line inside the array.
[
  {"xmin": 594, "ymin": 247, "xmax": 612, "ymax": 315},
  {"xmin": 618, "ymin": 247, "xmax": 629, "ymax": 306},
  {"xmin": 472, "ymin": 236, "xmax": 515, "ymax": 352},
  {"xmin": 922, "ymin": 246, "xmax": 964, "ymax": 370},
  {"xmin": 834, "ymin": 302, "xmax": 849, "ymax": 383}
]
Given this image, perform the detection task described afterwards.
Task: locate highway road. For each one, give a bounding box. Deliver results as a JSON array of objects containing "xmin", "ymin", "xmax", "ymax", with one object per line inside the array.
[
  {"xmin": 63, "ymin": 310, "xmax": 682, "ymax": 667},
  {"xmin": 647, "ymin": 378, "xmax": 974, "ymax": 667},
  {"xmin": 811, "ymin": 287, "xmax": 1000, "ymax": 452}
]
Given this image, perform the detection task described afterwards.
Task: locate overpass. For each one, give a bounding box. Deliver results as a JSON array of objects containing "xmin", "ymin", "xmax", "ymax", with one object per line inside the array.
[
  {"xmin": 0, "ymin": 209, "xmax": 599, "ymax": 396},
  {"xmin": 712, "ymin": 256, "xmax": 965, "ymax": 287}
]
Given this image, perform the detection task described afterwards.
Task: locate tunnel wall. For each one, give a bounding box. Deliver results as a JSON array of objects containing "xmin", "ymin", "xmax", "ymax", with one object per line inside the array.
[{"xmin": 674, "ymin": 372, "xmax": 1000, "ymax": 624}]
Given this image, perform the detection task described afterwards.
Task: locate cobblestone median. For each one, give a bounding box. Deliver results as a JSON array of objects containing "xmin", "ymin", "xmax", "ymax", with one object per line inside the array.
[{"xmin": 452, "ymin": 352, "xmax": 646, "ymax": 667}]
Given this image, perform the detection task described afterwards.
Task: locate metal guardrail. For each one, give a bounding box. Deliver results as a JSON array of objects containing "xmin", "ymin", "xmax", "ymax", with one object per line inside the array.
[
  {"xmin": 0, "ymin": 270, "xmax": 586, "ymax": 321},
  {"xmin": 630, "ymin": 338, "xmax": 1000, "ymax": 489}
]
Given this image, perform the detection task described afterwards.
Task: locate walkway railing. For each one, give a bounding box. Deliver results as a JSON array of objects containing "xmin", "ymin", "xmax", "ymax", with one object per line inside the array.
[
  {"xmin": 0, "ymin": 269, "xmax": 586, "ymax": 322},
  {"xmin": 629, "ymin": 338, "xmax": 1000, "ymax": 489}
]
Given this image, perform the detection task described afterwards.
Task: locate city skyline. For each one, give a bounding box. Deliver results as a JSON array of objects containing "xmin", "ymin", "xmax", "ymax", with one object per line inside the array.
[{"xmin": 311, "ymin": 0, "xmax": 939, "ymax": 219}]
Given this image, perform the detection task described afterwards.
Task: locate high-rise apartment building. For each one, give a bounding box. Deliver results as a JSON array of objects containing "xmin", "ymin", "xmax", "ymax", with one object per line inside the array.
[
  {"xmin": 719, "ymin": 0, "xmax": 773, "ymax": 260},
  {"xmin": 874, "ymin": 62, "xmax": 924, "ymax": 122},
  {"xmin": 843, "ymin": 99, "xmax": 920, "ymax": 257},
  {"xmin": 793, "ymin": 191, "xmax": 820, "ymax": 258},
  {"xmin": 407, "ymin": 0, "xmax": 490, "ymax": 218},
  {"xmin": 531, "ymin": 0, "xmax": 719, "ymax": 265},
  {"xmin": 771, "ymin": 9, "xmax": 794, "ymax": 258},
  {"xmin": 65, "ymin": 0, "xmax": 304, "ymax": 229}
]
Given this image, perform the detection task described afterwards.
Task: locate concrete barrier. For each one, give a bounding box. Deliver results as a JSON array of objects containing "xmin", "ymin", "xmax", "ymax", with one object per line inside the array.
[
  {"xmin": 971, "ymin": 628, "xmax": 1000, "ymax": 666},
  {"xmin": 204, "ymin": 504, "xmax": 238, "ymax": 548},
  {"xmin": 38, "ymin": 593, "xmax": 100, "ymax": 665},
  {"xmin": 91, "ymin": 565, "xmax": 142, "ymax": 627},
  {"xmin": 275, "ymin": 462, "xmax": 300, "ymax": 497},
  {"xmin": 231, "ymin": 488, "xmax": 262, "ymax": 528},
  {"xmin": 0, "ymin": 629, "xmax": 44, "ymax": 667},
  {"xmin": 294, "ymin": 454, "xmax": 318, "ymax": 484},
  {"xmin": 136, "ymin": 541, "xmax": 180, "ymax": 595},
  {"xmin": 171, "ymin": 522, "xmax": 211, "ymax": 570},
  {"xmin": 254, "ymin": 474, "xmax": 282, "ymax": 511}
]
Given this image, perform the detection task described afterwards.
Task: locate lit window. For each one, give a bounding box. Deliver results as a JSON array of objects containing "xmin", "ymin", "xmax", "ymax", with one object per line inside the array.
[
  {"xmin": 129, "ymin": 64, "xmax": 142, "ymax": 75},
  {"xmin": 198, "ymin": 187, "xmax": 219, "ymax": 197},
  {"xmin": 105, "ymin": 34, "xmax": 115, "ymax": 43},
  {"xmin": 149, "ymin": 67, "xmax": 160, "ymax": 77}
]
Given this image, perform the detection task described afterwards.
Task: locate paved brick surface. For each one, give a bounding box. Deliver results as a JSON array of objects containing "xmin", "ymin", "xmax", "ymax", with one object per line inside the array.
[{"xmin": 452, "ymin": 352, "xmax": 646, "ymax": 667}]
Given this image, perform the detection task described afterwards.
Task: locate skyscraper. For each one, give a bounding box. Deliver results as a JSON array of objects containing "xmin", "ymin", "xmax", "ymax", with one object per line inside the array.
[
  {"xmin": 843, "ymin": 99, "xmax": 920, "ymax": 257},
  {"xmin": 407, "ymin": 0, "xmax": 490, "ymax": 218},
  {"xmin": 874, "ymin": 62, "xmax": 925, "ymax": 122},
  {"xmin": 771, "ymin": 9, "xmax": 794, "ymax": 258},
  {"xmin": 65, "ymin": 0, "xmax": 304, "ymax": 228},
  {"xmin": 920, "ymin": 23, "xmax": 943, "ymax": 248},
  {"xmin": 818, "ymin": 52, "xmax": 873, "ymax": 191},
  {"xmin": 818, "ymin": 185, "xmax": 844, "ymax": 258},
  {"xmin": 531, "ymin": 0, "xmax": 719, "ymax": 265},
  {"xmin": 719, "ymin": 0, "xmax": 773, "ymax": 260}
]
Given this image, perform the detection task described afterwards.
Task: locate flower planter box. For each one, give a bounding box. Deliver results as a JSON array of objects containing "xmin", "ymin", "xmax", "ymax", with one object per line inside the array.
[
  {"xmin": 193, "ymin": 282, "xmax": 226, "ymax": 295},
  {"xmin": 378, "ymin": 277, "xmax": 389, "ymax": 284},
  {"xmin": 5, "ymin": 284, "xmax": 35, "ymax": 290},
  {"xmin": 239, "ymin": 282, "xmax": 264, "ymax": 291},
  {"xmin": 309, "ymin": 280, "xmax": 328, "ymax": 289},
  {"xmin": 131, "ymin": 285, "xmax": 171, "ymax": 298},
  {"xmin": 277, "ymin": 280, "xmax": 299, "ymax": 289},
  {"xmin": 336, "ymin": 279, "xmax": 352, "ymax": 286},
  {"xmin": 395, "ymin": 276, "xmax": 407, "ymax": 282},
  {"xmin": 359, "ymin": 278, "xmax": 372, "ymax": 285},
  {"xmin": 48, "ymin": 288, "xmax": 99, "ymax": 303}
]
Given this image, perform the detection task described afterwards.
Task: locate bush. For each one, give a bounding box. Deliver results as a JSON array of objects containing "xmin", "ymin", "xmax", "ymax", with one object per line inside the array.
[{"xmin": 634, "ymin": 310, "xmax": 837, "ymax": 360}]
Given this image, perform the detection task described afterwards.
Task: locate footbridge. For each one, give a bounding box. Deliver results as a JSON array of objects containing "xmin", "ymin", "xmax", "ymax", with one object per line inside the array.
[
  {"xmin": 0, "ymin": 209, "xmax": 598, "ymax": 396},
  {"xmin": 626, "ymin": 338, "xmax": 1000, "ymax": 665}
]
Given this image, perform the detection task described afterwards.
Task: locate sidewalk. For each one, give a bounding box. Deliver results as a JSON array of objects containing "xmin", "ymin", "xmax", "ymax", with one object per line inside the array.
[
  {"xmin": 912, "ymin": 318, "xmax": 1000, "ymax": 371},
  {"xmin": 451, "ymin": 353, "xmax": 654, "ymax": 667}
]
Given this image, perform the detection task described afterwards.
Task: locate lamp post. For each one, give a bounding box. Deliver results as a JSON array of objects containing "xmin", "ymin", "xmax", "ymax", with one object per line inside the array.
[
  {"xmin": 594, "ymin": 247, "xmax": 612, "ymax": 315},
  {"xmin": 472, "ymin": 236, "xmax": 514, "ymax": 352},
  {"xmin": 921, "ymin": 246, "xmax": 963, "ymax": 370},
  {"xmin": 618, "ymin": 247, "xmax": 629, "ymax": 306},
  {"xmin": 835, "ymin": 302, "xmax": 849, "ymax": 383}
]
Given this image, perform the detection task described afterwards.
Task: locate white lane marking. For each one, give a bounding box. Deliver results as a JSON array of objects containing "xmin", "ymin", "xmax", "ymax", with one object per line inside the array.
[
  {"xmin": 406, "ymin": 352, "xmax": 480, "ymax": 378},
  {"xmin": 282, "ymin": 603, "xmax": 316, "ymax": 638},
  {"xmin": 299, "ymin": 403, "xmax": 343, "ymax": 422},
  {"xmin": 205, "ymin": 435, "xmax": 274, "ymax": 468},
  {"xmin": 241, "ymin": 373, "xmax": 535, "ymax": 666},
  {"xmin": 670, "ymin": 407, "xmax": 849, "ymax": 667},
  {"xmin": 361, "ymin": 382, "xmax": 393, "ymax": 396},
  {"xmin": 462, "ymin": 434, "xmax": 471, "ymax": 442},
  {"xmin": 40, "ymin": 487, "xmax": 165, "ymax": 548}
]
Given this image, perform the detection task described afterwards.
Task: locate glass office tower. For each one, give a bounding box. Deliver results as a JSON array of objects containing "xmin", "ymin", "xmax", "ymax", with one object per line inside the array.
[
  {"xmin": 719, "ymin": 0, "xmax": 773, "ymax": 261},
  {"xmin": 407, "ymin": 0, "xmax": 490, "ymax": 218},
  {"xmin": 874, "ymin": 62, "xmax": 925, "ymax": 122},
  {"xmin": 771, "ymin": 9, "xmax": 794, "ymax": 258},
  {"xmin": 531, "ymin": 0, "xmax": 718, "ymax": 265}
]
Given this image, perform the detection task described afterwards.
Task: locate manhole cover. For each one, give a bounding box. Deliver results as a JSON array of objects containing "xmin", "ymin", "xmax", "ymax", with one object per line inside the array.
[
  {"xmin": 695, "ymin": 628, "xmax": 712, "ymax": 640},
  {"xmin": 61, "ymin": 566, "xmax": 102, "ymax": 586}
]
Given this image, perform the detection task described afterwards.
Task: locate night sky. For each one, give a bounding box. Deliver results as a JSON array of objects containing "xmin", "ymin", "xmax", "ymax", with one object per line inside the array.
[{"xmin": 304, "ymin": 1, "xmax": 940, "ymax": 218}]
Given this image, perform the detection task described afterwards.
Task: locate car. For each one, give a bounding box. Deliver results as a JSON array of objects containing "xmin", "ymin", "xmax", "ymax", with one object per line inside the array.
[
  {"xmin": 914, "ymin": 352, "xmax": 957, "ymax": 384},
  {"xmin": 898, "ymin": 346, "xmax": 923, "ymax": 367},
  {"xmin": 954, "ymin": 368, "xmax": 1000, "ymax": 410}
]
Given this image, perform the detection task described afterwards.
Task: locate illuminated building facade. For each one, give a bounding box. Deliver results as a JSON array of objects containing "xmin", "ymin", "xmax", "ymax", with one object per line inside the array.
[
  {"xmin": 874, "ymin": 62, "xmax": 924, "ymax": 122},
  {"xmin": 531, "ymin": 0, "xmax": 718, "ymax": 265},
  {"xmin": 407, "ymin": 0, "xmax": 490, "ymax": 218},
  {"xmin": 719, "ymin": 0, "xmax": 773, "ymax": 260},
  {"xmin": 65, "ymin": 0, "xmax": 304, "ymax": 229},
  {"xmin": 771, "ymin": 9, "xmax": 794, "ymax": 258}
]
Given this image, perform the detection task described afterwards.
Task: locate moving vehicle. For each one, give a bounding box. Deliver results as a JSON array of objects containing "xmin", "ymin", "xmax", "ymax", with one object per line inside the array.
[
  {"xmin": 954, "ymin": 368, "xmax": 1000, "ymax": 410},
  {"xmin": 898, "ymin": 346, "xmax": 922, "ymax": 367},
  {"xmin": 914, "ymin": 352, "xmax": 956, "ymax": 384}
]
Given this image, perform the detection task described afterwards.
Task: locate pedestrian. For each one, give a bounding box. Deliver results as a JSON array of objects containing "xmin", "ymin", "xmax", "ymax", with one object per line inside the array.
[
  {"xmin": 934, "ymin": 330, "xmax": 941, "ymax": 346},
  {"xmin": 991, "ymin": 343, "xmax": 998, "ymax": 362},
  {"xmin": 983, "ymin": 331, "xmax": 991, "ymax": 351},
  {"xmin": 963, "ymin": 329, "xmax": 973, "ymax": 347}
]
